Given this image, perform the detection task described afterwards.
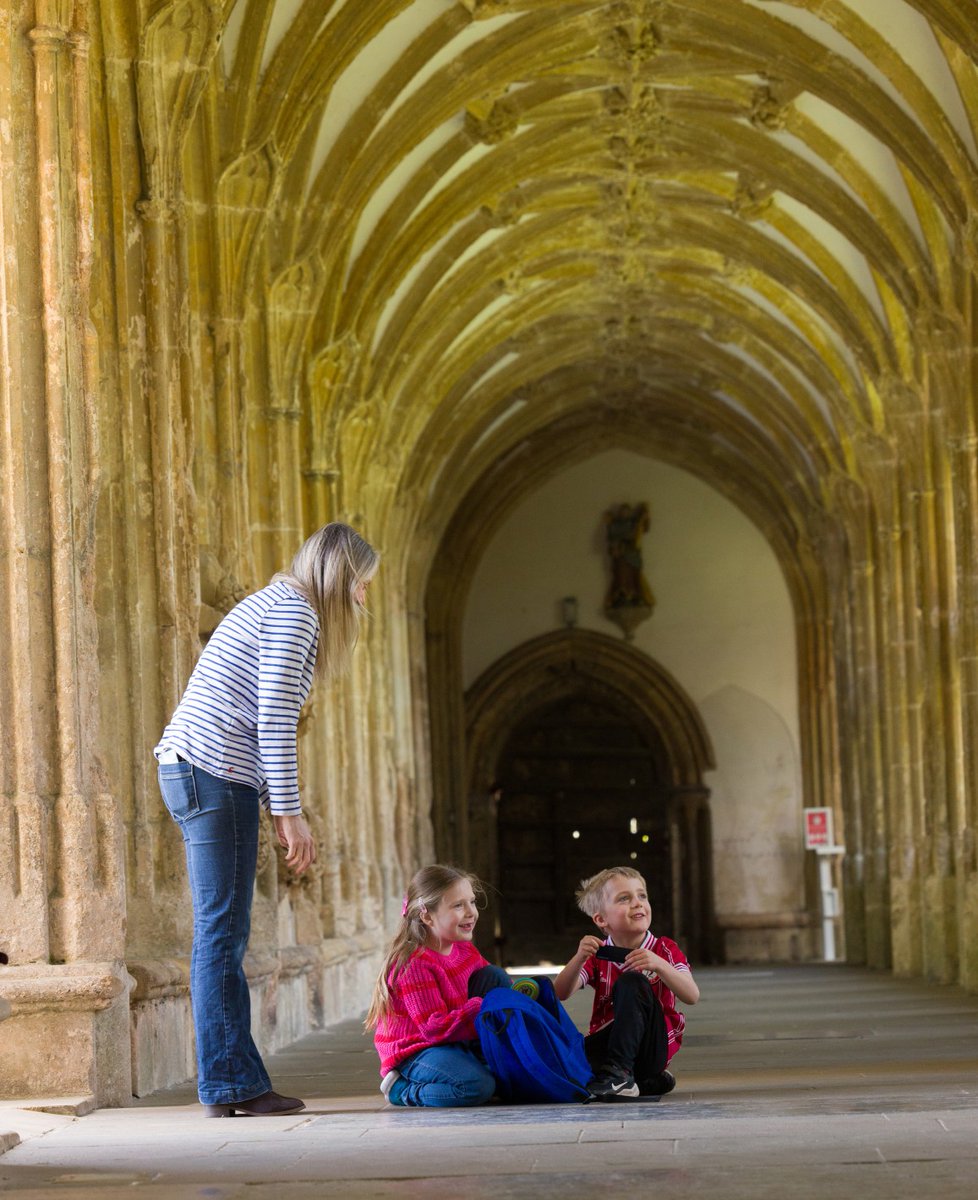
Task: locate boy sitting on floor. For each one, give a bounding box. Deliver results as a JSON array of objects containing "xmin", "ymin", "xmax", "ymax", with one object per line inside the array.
[{"xmin": 554, "ymin": 866, "xmax": 699, "ymax": 1100}]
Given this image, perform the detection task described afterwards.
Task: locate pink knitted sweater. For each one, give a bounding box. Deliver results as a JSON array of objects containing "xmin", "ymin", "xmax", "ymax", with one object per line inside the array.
[{"xmin": 374, "ymin": 940, "xmax": 488, "ymax": 1074}]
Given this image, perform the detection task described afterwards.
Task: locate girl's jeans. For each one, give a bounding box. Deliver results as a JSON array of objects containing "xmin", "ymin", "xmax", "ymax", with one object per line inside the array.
[
  {"xmin": 158, "ymin": 760, "xmax": 272, "ymax": 1106},
  {"xmin": 390, "ymin": 964, "xmax": 511, "ymax": 1107}
]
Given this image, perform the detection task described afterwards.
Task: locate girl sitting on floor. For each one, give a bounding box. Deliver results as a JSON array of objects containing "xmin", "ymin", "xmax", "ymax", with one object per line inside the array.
[{"xmin": 366, "ymin": 864, "xmax": 510, "ymax": 1107}]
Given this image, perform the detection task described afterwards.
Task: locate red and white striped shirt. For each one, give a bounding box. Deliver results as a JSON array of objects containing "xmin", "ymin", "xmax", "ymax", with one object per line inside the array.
[
  {"xmin": 579, "ymin": 931, "xmax": 691, "ymax": 1062},
  {"xmin": 374, "ymin": 940, "xmax": 489, "ymax": 1075}
]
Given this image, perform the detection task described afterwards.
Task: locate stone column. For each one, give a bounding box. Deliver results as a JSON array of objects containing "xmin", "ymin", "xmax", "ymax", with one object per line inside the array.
[
  {"xmin": 0, "ymin": 4, "xmax": 130, "ymax": 1105},
  {"xmin": 942, "ymin": 265, "xmax": 978, "ymax": 989},
  {"xmin": 668, "ymin": 787, "xmax": 715, "ymax": 963},
  {"xmin": 914, "ymin": 359, "xmax": 960, "ymax": 984},
  {"xmin": 840, "ymin": 495, "xmax": 888, "ymax": 968},
  {"xmin": 886, "ymin": 458, "xmax": 924, "ymax": 978}
]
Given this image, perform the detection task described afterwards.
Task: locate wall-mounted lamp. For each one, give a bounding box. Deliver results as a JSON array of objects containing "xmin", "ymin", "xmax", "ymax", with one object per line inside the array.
[{"xmin": 561, "ymin": 596, "xmax": 578, "ymax": 628}]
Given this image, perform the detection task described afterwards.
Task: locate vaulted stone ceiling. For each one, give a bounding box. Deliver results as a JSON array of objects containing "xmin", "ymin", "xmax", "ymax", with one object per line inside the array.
[
  {"xmin": 159, "ymin": 1, "xmax": 978, "ymax": 924},
  {"xmin": 166, "ymin": 1, "xmax": 973, "ymax": 961},
  {"xmin": 206, "ymin": 0, "xmax": 976, "ymax": 580},
  {"xmin": 7, "ymin": 4, "xmax": 978, "ymax": 1110}
]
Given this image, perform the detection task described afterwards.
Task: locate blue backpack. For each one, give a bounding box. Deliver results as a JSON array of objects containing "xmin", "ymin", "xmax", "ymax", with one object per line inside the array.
[{"xmin": 475, "ymin": 977, "xmax": 593, "ymax": 1103}]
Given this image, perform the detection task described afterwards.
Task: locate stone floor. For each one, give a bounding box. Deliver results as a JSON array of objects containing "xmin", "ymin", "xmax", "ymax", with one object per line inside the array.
[{"xmin": 2, "ymin": 964, "xmax": 978, "ymax": 1198}]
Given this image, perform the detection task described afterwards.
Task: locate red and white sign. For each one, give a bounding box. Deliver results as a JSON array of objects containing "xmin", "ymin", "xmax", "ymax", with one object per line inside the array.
[{"xmin": 804, "ymin": 807, "xmax": 834, "ymax": 850}]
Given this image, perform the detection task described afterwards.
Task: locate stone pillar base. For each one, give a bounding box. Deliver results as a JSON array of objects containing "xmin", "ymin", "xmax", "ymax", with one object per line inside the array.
[
  {"xmin": 716, "ymin": 912, "xmax": 817, "ymax": 963},
  {"xmin": 0, "ymin": 961, "xmax": 134, "ymax": 1106}
]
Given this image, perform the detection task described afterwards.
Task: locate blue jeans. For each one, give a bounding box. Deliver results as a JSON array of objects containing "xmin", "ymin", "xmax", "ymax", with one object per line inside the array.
[
  {"xmin": 158, "ymin": 760, "xmax": 271, "ymax": 1106},
  {"xmin": 392, "ymin": 1043, "xmax": 496, "ymax": 1108},
  {"xmin": 389, "ymin": 964, "xmax": 511, "ymax": 1107}
]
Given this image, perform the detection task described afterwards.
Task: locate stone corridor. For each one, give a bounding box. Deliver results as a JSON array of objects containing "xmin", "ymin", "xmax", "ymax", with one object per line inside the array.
[{"xmin": 2, "ymin": 964, "xmax": 977, "ymax": 1199}]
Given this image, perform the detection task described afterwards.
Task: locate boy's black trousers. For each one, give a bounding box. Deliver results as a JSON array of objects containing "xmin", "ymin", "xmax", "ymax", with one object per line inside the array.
[{"xmin": 583, "ymin": 972, "xmax": 669, "ymax": 1083}]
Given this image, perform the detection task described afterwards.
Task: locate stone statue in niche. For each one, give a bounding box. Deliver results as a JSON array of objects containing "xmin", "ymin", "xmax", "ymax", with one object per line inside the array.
[{"xmin": 603, "ymin": 502, "xmax": 654, "ymax": 640}]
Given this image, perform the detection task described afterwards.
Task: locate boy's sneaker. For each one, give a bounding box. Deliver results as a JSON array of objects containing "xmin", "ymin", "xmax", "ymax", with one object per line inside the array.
[
  {"xmin": 380, "ymin": 1069, "xmax": 402, "ymax": 1104},
  {"xmin": 639, "ymin": 1069, "xmax": 676, "ymax": 1097},
  {"xmin": 587, "ymin": 1067, "xmax": 640, "ymax": 1100}
]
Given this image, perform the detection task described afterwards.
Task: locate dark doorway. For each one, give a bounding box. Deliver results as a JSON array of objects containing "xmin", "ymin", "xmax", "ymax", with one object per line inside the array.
[{"xmin": 494, "ymin": 695, "xmax": 672, "ymax": 966}]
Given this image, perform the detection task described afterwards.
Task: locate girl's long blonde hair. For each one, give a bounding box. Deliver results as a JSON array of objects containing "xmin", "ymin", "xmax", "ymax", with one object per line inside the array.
[
  {"xmin": 365, "ymin": 864, "xmax": 486, "ymax": 1029},
  {"xmin": 275, "ymin": 522, "xmax": 379, "ymax": 679}
]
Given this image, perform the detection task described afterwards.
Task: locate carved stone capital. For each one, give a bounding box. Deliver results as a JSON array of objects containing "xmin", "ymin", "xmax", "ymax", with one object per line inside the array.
[
  {"xmin": 876, "ymin": 373, "xmax": 923, "ymax": 426},
  {"xmin": 264, "ymin": 403, "xmax": 301, "ymax": 422},
  {"xmin": 28, "ymin": 25, "xmax": 70, "ymax": 53},
  {"xmin": 916, "ymin": 304, "xmax": 965, "ymax": 355},
  {"xmin": 828, "ymin": 470, "xmax": 868, "ymax": 520},
  {"xmin": 67, "ymin": 29, "xmax": 91, "ymax": 57},
  {"xmin": 135, "ymin": 194, "xmax": 181, "ymax": 224}
]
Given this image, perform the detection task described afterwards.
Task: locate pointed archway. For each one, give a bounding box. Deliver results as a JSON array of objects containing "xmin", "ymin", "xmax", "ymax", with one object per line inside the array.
[{"xmin": 465, "ymin": 630, "xmax": 718, "ymax": 965}]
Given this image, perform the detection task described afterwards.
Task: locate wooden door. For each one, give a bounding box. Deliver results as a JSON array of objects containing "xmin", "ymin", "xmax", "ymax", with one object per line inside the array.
[{"xmin": 495, "ymin": 696, "xmax": 672, "ymax": 966}]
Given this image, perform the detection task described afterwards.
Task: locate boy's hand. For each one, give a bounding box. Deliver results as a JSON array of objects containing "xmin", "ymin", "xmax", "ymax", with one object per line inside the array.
[
  {"xmin": 623, "ymin": 947, "xmax": 661, "ymax": 976},
  {"xmin": 576, "ymin": 935, "xmax": 603, "ymax": 961}
]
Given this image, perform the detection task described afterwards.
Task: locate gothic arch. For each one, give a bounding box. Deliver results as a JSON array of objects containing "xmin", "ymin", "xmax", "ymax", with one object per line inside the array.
[
  {"xmin": 466, "ymin": 629, "xmax": 715, "ymax": 790},
  {"xmin": 465, "ymin": 629, "xmax": 719, "ymax": 962}
]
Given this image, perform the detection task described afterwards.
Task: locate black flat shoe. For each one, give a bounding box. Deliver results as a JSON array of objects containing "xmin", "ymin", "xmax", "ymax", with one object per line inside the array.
[{"xmin": 203, "ymin": 1090, "xmax": 306, "ymax": 1117}]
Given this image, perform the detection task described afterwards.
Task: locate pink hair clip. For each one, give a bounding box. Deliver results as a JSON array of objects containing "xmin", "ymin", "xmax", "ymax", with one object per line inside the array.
[{"xmin": 401, "ymin": 895, "xmax": 410, "ymax": 917}]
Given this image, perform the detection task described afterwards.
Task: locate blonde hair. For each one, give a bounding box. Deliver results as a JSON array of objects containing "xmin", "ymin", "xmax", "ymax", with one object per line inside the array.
[
  {"xmin": 275, "ymin": 522, "xmax": 379, "ymax": 679},
  {"xmin": 576, "ymin": 866, "xmax": 646, "ymax": 918},
  {"xmin": 365, "ymin": 865, "xmax": 485, "ymax": 1029}
]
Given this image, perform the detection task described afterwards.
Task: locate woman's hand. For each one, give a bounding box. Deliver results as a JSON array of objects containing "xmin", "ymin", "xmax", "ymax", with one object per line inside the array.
[{"xmin": 272, "ymin": 814, "xmax": 317, "ymax": 874}]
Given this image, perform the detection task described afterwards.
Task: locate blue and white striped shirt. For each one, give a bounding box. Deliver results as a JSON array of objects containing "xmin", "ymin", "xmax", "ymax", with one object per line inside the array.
[{"xmin": 154, "ymin": 581, "xmax": 319, "ymax": 815}]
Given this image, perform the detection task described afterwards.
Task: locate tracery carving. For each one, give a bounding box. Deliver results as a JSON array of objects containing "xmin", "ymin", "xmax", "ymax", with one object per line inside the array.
[
  {"xmin": 217, "ymin": 144, "xmax": 277, "ymax": 307},
  {"xmin": 136, "ymin": 0, "xmax": 223, "ymax": 201},
  {"xmin": 307, "ymin": 334, "xmax": 361, "ymax": 477},
  {"xmin": 267, "ymin": 257, "xmax": 321, "ymax": 414}
]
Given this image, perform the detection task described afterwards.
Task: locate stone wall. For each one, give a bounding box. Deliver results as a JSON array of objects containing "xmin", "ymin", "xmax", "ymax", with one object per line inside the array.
[{"xmin": 0, "ymin": 1, "xmax": 429, "ymax": 1106}]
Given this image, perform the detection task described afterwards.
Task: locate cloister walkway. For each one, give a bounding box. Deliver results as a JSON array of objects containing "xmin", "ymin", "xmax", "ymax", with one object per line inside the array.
[{"xmin": 2, "ymin": 964, "xmax": 977, "ymax": 1198}]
